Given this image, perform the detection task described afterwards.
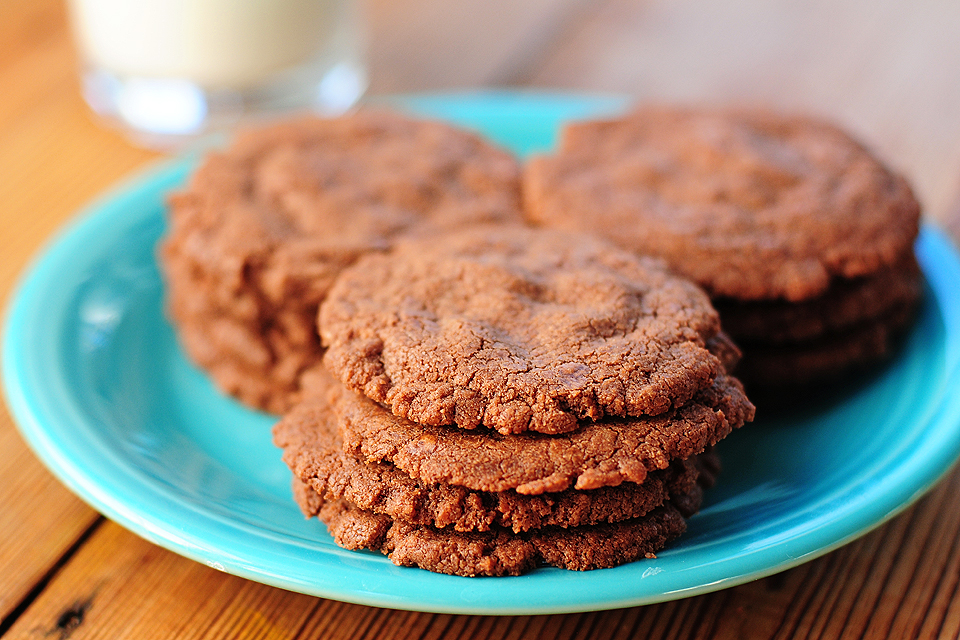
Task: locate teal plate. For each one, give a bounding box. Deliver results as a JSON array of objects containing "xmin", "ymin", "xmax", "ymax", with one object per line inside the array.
[{"xmin": 5, "ymin": 93, "xmax": 960, "ymax": 615}]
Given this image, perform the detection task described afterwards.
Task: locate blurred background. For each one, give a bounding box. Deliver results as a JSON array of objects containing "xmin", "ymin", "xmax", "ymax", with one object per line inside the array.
[
  {"xmin": 4, "ymin": 0, "xmax": 960, "ymax": 228},
  {"xmin": 367, "ymin": 0, "xmax": 960, "ymax": 224}
]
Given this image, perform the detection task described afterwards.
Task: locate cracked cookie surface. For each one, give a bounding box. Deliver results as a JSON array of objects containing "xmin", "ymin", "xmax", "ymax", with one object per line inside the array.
[
  {"xmin": 312, "ymin": 495, "xmax": 689, "ymax": 576},
  {"xmin": 161, "ymin": 110, "xmax": 522, "ymax": 413},
  {"xmin": 320, "ymin": 225, "xmax": 724, "ymax": 434},
  {"xmin": 274, "ymin": 381, "xmax": 714, "ymax": 532},
  {"xmin": 524, "ymin": 106, "xmax": 921, "ymax": 303},
  {"xmin": 300, "ymin": 367, "xmax": 752, "ymax": 495}
]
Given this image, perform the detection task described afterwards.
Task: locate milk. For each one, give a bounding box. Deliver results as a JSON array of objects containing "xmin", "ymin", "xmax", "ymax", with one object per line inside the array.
[{"xmin": 67, "ymin": 0, "xmax": 365, "ymax": 145}]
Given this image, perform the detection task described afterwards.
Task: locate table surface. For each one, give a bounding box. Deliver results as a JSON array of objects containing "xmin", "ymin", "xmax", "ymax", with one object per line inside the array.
[{"xmin": 3, "ymin": 1, "xmax": 960, "ymax": 638}]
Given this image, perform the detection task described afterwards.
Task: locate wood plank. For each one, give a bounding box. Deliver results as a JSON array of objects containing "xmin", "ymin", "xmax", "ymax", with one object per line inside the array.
[
  {"xmin": 0, "ymin": 5, "xmax": 158, "ymax": 300},
  {"xmin": 3, "ymin": 464, "xmax": 960, "ymax": 639},
  {"xmin": 364, "ymin": 0, "xmax": 591, "ymax": 92},
  {"xmin": 1, "ymin": 521, "xmax": 317, "ymax": 640},
  {"xmin": 0, "ymin": 0, "xmax": 158, "ymax": 626},
  {"xmin": 0, "ymin": 0, "xmax": 67, "ymax": 66},
  {"xmin": 0, "ymin": 420, "xmax": 99, "ymax": 624},
  {"xmin": 527, "ymin": 0, "xmax": 960, "ymax": 223}
]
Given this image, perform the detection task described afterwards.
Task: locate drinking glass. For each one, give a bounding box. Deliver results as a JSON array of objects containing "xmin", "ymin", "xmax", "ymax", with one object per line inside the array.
[{"xmin": 67, "ymin": 0, "xmax": 367, "ymax": 148}]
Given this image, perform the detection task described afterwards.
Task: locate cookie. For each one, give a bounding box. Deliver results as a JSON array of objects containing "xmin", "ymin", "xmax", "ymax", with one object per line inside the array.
[
  {"xmin": 706, "ymin": 332, "xmax": 743, "ymax": 373},
  {"xmin": 714, "ymin": 255, "xmax": 923, "ymax": 344},
  {"xmin": 161, "ymin": 110, "xmax": 523, "ymax": 413},
  {"xmin": 316, "ymin": 496, "xmax": 688, "ymax": 576},
  {"xmin": 320, "ymin": 224, "xmax": 725, "ymax": 435},
  {"xmin": 274, "ymin": 386, "xmax": 711, "ymax": 532},
  {"xmin": 303, "ymin": 366, "xmax": 752, "ymax": 494},
  {"xmin": 733, "ymin": 302, "xmax": 918, "ymax": 388},
  {"xmin": 524, "ymin": 106, "xmax": 921, "ymax": 303}
]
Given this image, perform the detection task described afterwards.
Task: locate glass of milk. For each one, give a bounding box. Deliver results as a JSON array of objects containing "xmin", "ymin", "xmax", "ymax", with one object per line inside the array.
[{"xmin": 67, "ymin": 0, "xmax": 366, "ymax": 148}]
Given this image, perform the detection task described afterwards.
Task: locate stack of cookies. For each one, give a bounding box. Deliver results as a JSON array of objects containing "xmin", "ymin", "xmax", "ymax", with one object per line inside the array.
[
  {"xmin": 273, "ymin": 225, "xmax": 755, "ymax": 576},
  {"xmin": 161, "ymin": 110, "xmax": 522, "ymax": 414},
  {"xmin": 161, "ymin": 103, "xmax": 926, "ymax": 576},
  {"xmin": 524, "ymin": 106, "xmax": 923, "ymax": 395}
]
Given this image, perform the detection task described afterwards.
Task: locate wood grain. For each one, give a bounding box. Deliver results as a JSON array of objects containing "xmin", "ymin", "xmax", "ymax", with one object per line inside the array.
[
  {"xmin": 0, "ymin": 0, "xmax": 156, "ymax": 626},
  {"xmin": 4, "ymin": 465, "xmax": 960, "ymax": 640},
  {"xmin": 0, "ymin": 423, "xmax": 99, "ymax": 624},
  {"xmin": 1, "ymin": 0, "xmax": 960, "ymax": 638}
]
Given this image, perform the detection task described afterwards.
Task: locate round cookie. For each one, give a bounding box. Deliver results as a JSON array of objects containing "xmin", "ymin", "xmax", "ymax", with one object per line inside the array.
[
  {"xmin": 161, "ymin": 110, "xmax": 523, "ymax": 413},
  {"xmin": 524, "ymin": 106, "xmax": 921, "ymax": 303},
  {"xmin": 714, "ymin": 255, "xmax": 923, "ymax": 344},
  {"xmin": 305, "ymin": 366, "xmax": 752, "ymax": 495},
  {"xmin": 320, "ymin": 224, "xmax": 725, "ymax": 435},
  {"xmin": 733, "ymin": 302, "xmax": 918, "ymax": 388},
  {"xmin": 274, "ymin": 386, "xmax": 710, "ymax": 532},
  {"xmin": 316, "ymin": 497, "xmax": 689, "ymax": 576}
]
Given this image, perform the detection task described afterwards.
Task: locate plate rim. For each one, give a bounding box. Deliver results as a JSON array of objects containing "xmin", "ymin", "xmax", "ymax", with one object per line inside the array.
[{"xmin": 5, "ymin": 92, "xmax": 960, "ymax": 615}]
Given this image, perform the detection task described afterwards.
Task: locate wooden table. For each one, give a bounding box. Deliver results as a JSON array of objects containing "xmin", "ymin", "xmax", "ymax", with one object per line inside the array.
[{"xmin": 3, "ymin": 0, "xmax": 960, "ymax": 637}]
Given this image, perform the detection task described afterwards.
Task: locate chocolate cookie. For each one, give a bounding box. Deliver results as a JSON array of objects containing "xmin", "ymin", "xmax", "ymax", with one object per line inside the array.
[
  {"xmin": 524, "ymin": 106, "xmax": 921, "ymax": 303},
  {"xmin": 274, "ymin": 386, "xmax": 710, "ymax": 532},
  {"xmin": 316, "ymin": 496, "xmax": 688, "ymax": 576},
  {"xmin": 303, "ymin": 367, "xmax": 752, "ymax": 494},
  {"xmin": 733, "ymin": 302, "xmax": 918, "ymax": 388},
  {"xmin": 320, "ymin": 225, "xmax": 725, "ymax": 435},
  {"xmin": 714, "ymin": 255, "xmax": 923, "ymax": 344},
  {"xmin": 161, "ymin": 110, "xmax": 523, "ymax": 413}
]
